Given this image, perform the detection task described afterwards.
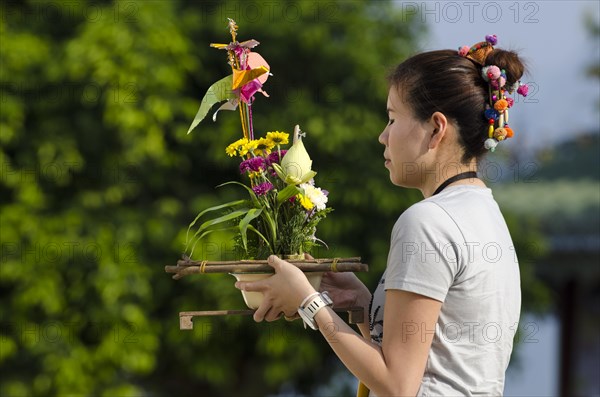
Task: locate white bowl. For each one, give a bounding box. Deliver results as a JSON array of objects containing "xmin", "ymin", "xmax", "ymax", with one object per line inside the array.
[{"xmin": 230, "ymin": 272, "xmax": 324, "ymax": 309}]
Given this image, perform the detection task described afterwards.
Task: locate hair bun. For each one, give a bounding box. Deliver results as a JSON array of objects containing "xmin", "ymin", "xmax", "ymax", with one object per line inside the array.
[{"xmin": 484, "ymin": 49, "xmax": 525, "ymax": 86}]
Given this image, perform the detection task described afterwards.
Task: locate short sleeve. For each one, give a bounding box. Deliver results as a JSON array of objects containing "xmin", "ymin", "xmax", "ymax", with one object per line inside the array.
[{"xmin": 384, "ymin": 201, "xmax": 464, "ymax": 302}]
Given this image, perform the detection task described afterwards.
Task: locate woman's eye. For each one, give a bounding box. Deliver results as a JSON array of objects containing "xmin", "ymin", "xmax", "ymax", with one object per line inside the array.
[{"xmin": 387, "ymin": 119, "xmax": 395, "ymax": 126}]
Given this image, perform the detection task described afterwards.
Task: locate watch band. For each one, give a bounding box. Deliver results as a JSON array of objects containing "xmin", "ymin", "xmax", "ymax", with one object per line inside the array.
[{"xmin": 298, "ymin": 291, "xmax": 333, "ymax": 330}]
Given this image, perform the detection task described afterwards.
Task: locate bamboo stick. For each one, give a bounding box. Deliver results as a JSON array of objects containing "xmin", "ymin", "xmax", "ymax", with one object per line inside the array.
[
  {"xmin": 175, "ymin": 256, "xmax": 362, "ymax": 267},
  {"xmin": 166, "ymin": 261, "xmax": 367, "ymax": 276}
]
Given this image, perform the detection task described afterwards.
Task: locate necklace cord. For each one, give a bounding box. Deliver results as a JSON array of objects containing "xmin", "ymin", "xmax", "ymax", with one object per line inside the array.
[{"xmin": 432, "ymin": 171, "xmax": 478, "ymax": 196}]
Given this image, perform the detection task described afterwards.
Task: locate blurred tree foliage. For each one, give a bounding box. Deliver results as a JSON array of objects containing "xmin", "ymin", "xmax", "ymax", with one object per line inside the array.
[{"xmin": 0, "ymin": 0, "xmax": 548, "ymax": 395}]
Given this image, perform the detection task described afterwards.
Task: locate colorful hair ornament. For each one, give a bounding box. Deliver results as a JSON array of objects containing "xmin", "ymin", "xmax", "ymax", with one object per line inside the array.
[
  {"xmin": 484, "ymin": 108, "xmax": 499, "ymax": 120},
  {"xmin": 484, "ymin": 138, "xmax": 498, "ymax": 151},
  {"xmin": 459, "ymin": 35, "xmax": 528, "ymax": 152},
  {"xmin": 517, "ymin": 84, "xmax": 529, "ymax": 97},
  {"xmin": 458, "ymin": 45, "xmax": 470, "ymax": 57},
  {"xmin": 494, "ymin": 99, "xmax": 509, "ymax": 112},
  {"xmin": 505, "ymin": 126, "xmax": 515, "ymax": 138},
  {"xmin": 485, "ymin": 65, "xmax": 501, "ymax": 81},
  {"xmin": 485, "ymin": 35, "xmax": 498, "ymax": 45},
  {"xmin": 458, "ymin": 34, "xmax": 496, "ymax": 65}
]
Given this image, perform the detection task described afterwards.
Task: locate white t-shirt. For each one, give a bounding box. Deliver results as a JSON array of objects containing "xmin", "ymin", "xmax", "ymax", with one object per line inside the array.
[{"xmin": 369, "ymin": 185, "xmax": 521, "ymax": 396}]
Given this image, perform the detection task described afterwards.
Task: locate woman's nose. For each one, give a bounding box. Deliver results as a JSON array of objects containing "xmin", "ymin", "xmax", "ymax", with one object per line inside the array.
[{"xmin": 378, "ymin": 129, "xmax": 387, "ymax": 145}]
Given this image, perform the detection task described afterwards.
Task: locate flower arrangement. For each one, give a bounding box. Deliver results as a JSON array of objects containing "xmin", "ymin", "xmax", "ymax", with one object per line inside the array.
[{"xmin": 184, "ymin": 19, "xmax": 332, "ymax": 260}]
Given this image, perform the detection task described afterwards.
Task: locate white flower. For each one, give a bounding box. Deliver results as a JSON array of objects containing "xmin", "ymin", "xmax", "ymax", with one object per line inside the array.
[{"xmin": 300, "ymin": 183, "xmax": 328, "ymax": 211}]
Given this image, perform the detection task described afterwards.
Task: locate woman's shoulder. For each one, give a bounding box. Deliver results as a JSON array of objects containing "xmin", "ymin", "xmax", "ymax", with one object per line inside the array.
[
  {"xmin": 393, "ymin": 199, "xmax": 456, "ymax": 236},
  {"xmin": 394, "ymin": 185, "xmax": 497, "ymax": 236},
  {"xmin": 424, "ymin": 184, "xmax": 497, "ymax": 218}
]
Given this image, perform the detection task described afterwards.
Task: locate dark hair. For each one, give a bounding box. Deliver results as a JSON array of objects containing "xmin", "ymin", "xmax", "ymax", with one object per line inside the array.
[{"xmin": 388, "ymin": 48, "xmax": 526, "ymax": 163}]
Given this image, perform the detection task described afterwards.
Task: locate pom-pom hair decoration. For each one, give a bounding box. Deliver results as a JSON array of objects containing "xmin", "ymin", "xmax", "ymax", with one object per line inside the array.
[
  {"xmin": 485, "ymin": 34, "xmax": 498, "ymax": 45},
  {"xmin": 459, "ymin": 35, "xmax": 529, "ymax": 152},
  {"xmin": 484, "ymin": 108, "xmax": 499, "ymax": 120},
  {"xmin": 458, "ymin": 45, "xmax": 470, "ymax": 57},
  {"xmin": 494, "ymin": 99, "xmax": 509, "ymax": 112},
  {"xmin": 517, "ymin": 84, "xmax": 529, "ymax": 97},
  {"xmin": 486, "ymin": 66, "xmax": 501, "ymax": 81},
  {"xmin": 484, "ymin": 138, "xmax": 498, "ymax": 152}
]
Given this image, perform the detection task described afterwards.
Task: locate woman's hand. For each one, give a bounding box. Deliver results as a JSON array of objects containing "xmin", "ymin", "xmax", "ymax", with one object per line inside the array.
[
  {"xmin": 301, "ymin": 252, "xmax": 372, "ymax": 310},
  {"xmin": 234, "ymin": 255, "xmax": 316, "ymax": 322},
  {"xmin": 320, "ymin": 271, "xmax": 372, "ymax": 310}
]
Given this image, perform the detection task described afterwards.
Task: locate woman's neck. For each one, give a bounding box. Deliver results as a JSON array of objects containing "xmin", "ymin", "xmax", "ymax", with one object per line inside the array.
[{"xmin": 420, "ymin": 160, "xmax": 485, "ymax": 198}]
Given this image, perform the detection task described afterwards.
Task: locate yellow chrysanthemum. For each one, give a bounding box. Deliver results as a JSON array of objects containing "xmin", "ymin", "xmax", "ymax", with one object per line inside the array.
[
  {"xmin": 266, "ymin": 131, "xmax": 289, "ymax": 146},
  {"xmin": 254, "ymin": 137, "xmax": 275, "ymax": 156},
  {"xmin": 226, "ymin": 138, "xmax": 249, "ymax": 157},
  {"xmin": 225, "ymin": 145, "xmax": 237, "ymax": 157},
  {"xmin": 243, "ymin": 140, "xmax": 259, "ymax": 156},
  {"xmin": 297, "ymin": 194, "xmax": 314, "ymax": 210}
]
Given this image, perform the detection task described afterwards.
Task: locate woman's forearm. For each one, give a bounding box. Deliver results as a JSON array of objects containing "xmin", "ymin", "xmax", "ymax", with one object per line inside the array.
[{"xmin": 315, "ymin": 307, "xmax": 406, "ymax": 396}]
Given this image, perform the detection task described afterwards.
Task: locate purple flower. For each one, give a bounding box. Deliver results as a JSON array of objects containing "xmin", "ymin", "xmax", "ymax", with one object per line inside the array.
[
  {"xmin": 267, "ymin": 150, "xmax": 287, "ymax": 165},
  {"xmin": 252, "ymin": 181, "xmax": 273, "ymax": 196},
  {"xmin": 240, "ymin": 157, "xmax": 266, "ymax": 173}
]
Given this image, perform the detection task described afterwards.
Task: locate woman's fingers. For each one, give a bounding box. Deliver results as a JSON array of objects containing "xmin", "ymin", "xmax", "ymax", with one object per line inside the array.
[
  {"xmin": 267, "ymin": 254, "xmax": 286, "ymax": 270},
  {"xmin": 284, "ymin": 312, "xmax": 300, "ymax": 321},
  {"xmin": 265, "ymin": 308, "xmax": 284, "ymax": 322},
  {"xmin": 253, "ymin": 301, "xmax": 270, "ymax": 322},
  {"xmin": 235, "ymin": 280, "xmax": 267, "ymax": 292}
]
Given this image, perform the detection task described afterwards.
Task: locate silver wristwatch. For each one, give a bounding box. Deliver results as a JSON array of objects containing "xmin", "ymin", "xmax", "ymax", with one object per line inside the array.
[{"xmin": 298, "ymin": 291, "xmax": 333, "ymax": 330}]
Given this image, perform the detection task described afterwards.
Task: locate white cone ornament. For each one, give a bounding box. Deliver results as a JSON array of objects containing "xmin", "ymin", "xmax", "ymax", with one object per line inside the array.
[{"xmin": 273, "ymin": 125, "xmax": 316, "ymax": 185}]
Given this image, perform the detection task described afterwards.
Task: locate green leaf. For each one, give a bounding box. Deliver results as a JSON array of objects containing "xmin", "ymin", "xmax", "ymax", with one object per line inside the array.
[
  {"xmin": 276, "ymin": 185, "xmax": 300, "ymax": 205},
  {"xmin": 195, "ymin": 209, "xmax": 250, "ymax": 235},
  {"xmin": 217, "ymin": 181, "xmax": 261, "ymax": 208},
  {"xmin": 247, "ymin": 224, "xmax": 272, "ymax": 251},
  {"xmin": 186, "ymin": 199, "xmax": 248, "ymax": 245},
  {"xmin": 260, "ymin": 207, "xmax": 278, "ymax": 246},
  {"xmin": 188, "ymin": 227, "xmax": 237, "ymax": 258},
  {"xmin": 239, "ymin": 208, "xmax": 263, "ymax": 251},
  {"xmin": 187, "ymin": 74, "xmax": 234, "ymax": 134},
  {"xmin": 186, "ymin": 208, "xmax": 251, "ymax": 253}
]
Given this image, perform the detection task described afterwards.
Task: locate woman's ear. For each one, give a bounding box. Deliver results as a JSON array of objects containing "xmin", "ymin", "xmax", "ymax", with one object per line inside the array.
[{"xmin": 428, "ymin": 112, "xmax": 448, "ymax": 150}]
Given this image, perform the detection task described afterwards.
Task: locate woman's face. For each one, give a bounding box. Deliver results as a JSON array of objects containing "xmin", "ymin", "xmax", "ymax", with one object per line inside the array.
[{"xmin": 378, "ymin": 86, "xmax": 431, "ymax": 187}]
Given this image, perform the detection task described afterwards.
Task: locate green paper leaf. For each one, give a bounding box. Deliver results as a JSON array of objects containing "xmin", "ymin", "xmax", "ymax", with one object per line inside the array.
[
  {"xmin": 187, "ymin": 74, "xmax": 234, "ymax": 134},
  {"xmin": 298, "ymin": 171, "xmax": 317, "ymax": 184},
  {"xmin": 271, "ymin": 163, "xmax": 287, "ymax": 182}
]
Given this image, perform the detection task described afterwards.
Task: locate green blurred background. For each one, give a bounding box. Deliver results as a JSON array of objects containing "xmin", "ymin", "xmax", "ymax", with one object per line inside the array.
[{"xmin": 1, "ymin": 1, "xmax": 598, "ymax": 396}]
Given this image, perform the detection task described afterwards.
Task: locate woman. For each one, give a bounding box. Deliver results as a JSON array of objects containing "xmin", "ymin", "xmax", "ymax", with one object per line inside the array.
[{"xmin": 235, "ymin": 35, "xmax": 527, "ymax": 396}]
